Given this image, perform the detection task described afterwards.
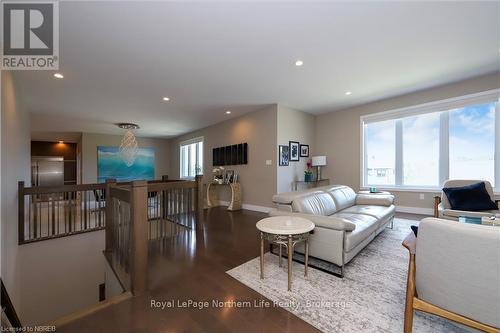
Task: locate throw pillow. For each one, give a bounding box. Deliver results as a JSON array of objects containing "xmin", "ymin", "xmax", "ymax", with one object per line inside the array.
[
  {"xmin": 410, "ymin": 225, "xmax": 418, "ymax": 237},
  {"xmin": 443, "ymin": 182, "xmax": 498, "ymax": 211}
]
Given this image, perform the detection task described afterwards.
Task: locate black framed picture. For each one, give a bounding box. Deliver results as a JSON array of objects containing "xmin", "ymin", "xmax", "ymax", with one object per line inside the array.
[
  {"xmin": 279, "ymin": 145, "xmax": 289, "ymax": 166},
  {"xmin": 300, "ymin": 144, "xmax": 309, "ymax": 157},
  {"xmin": 289, "ymin": 141, "xmax": 300, "ymax": 161}
]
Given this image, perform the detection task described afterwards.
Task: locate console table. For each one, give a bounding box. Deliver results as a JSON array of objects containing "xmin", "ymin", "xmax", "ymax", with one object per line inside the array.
[
  {"xmin": 205, "ymin": 182, "xmax": 242, "ymax": 211},
  {"xmin": 293, "ymin": 178, "xmax": 330, "ymax": 191}
]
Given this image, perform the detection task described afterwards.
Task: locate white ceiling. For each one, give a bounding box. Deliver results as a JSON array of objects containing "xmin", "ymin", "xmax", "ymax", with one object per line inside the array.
[{"xmin": 15, "ymin": 1, "xmax": 500, "ymax": 138}]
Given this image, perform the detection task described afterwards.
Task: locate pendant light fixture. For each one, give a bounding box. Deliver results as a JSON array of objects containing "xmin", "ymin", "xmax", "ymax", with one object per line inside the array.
[{"xmin": 117, "ymin": 123, "xmax": 140, "ymax": 167}]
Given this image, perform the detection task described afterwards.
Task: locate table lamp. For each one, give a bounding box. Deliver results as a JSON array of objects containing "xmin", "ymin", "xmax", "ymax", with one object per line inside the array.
[{"xmin": 312, "ymin": 156, "xmax": 327, "ymax": 181}]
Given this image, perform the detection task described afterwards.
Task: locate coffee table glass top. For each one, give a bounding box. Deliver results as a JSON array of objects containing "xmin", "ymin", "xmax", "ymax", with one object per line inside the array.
[
  {"xmin": 256, "ymin": 216, "xmax": 315, "ymax": 235},
  {"xmin": 458, "ymin": 215, "xmax": 500, "ymax": 227}
]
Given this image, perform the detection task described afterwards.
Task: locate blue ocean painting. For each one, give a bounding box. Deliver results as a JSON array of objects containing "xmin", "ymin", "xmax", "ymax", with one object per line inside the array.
[{"xmin": 97, "ymin": 146, "xmax": 155, "ymax": 183}]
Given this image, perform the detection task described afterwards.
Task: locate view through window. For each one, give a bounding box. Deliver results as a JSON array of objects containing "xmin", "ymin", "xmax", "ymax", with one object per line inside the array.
[
  {"xmin": 180, "ymin": 138, "xmax": 203, "ymax": 179},
  {"xmin": 362, "ymin": 96, "xmax": 498, "ymax": 189}
]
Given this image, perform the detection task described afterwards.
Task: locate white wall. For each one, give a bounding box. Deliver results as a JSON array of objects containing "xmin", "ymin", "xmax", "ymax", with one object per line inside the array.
[
  {"xmin": 276, "ymin": 105, "xmax": 315, "ymax": 193},
  {"xmin": 1, "ymin": 73, "xmax": 109, "ymax": 325},
  {"xmin": 18, "ymin": 231, "xmax": 106, "ymax": 325},
  {"xmin": 1, "ymin": 70, "xmax": 31, "ymax": 316},
  {"xmin": 81, "ymin": 132, "xmax": 171, "ymax": 183}
]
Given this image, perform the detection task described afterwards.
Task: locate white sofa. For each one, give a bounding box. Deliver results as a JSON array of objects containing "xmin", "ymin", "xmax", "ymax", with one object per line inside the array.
[
  {"xmin": 435, "ymin": 180, "xmax": 499, "ymax": 220},
  {"xmin": 270, "ymin": 185, "xmax": 395, "ymax": 276}
]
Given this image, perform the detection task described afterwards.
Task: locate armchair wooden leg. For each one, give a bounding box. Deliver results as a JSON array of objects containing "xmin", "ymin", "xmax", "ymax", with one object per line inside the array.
[
  {"xmin": 404, "ymin": 253, "xmax": 416, "ymax": 333},
  {"xmin": 433, "ymin": 196, "xmax": 441, "ymax": 218}
]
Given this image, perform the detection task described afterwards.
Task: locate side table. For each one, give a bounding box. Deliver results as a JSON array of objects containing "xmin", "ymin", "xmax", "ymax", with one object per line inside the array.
[{"xmin": 256, "ymin": 216, "xmax": 315, "ymax": 291}]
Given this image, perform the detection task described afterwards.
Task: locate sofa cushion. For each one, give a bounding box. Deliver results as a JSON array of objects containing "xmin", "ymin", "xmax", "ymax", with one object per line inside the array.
[
  {"xmin": 291, "ymin": 192, "xmax": 337, "ymax": 216},
  {"xmin": 341, "ymin": 205, "xmax": 395, "ymax": 223},
  {"xmin": 443, "ymin": 182, "xmax": 498, "ymax": 211},
  {"xmin": 336, "ymin": 213, "xmax": 379, "ymax": 252},
  {"xmin": 355, "ymin": 194, "xmax": 394, "ymax": 206},
  {"xmin": 269, "ymin": 209, "xmax": 356, "ymax": 231},
  {"xmin": 273, "ymin": 190, "xmax": 324, "ymax": 205},
  {"xmin": 326, "ymin": 186, "xmax": 357, "ymax": 211}
]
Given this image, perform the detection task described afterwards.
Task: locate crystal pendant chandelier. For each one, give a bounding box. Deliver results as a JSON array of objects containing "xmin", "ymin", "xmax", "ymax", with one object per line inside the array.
[{"xmin": 117, "ymin": 123, "xmax": 140, "ymax": 167}]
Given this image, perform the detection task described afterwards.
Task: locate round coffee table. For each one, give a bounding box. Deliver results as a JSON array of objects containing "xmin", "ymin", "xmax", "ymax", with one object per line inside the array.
[{"xmin": 256, "ymin": 216, "xmax": 315, "ymax": 291}]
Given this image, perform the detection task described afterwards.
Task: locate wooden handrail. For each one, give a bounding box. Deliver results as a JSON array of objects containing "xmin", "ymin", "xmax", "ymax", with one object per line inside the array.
[
  {"xmin": 22, "ymin": 183, "xmax": 106, "ymax": 195},
  {"xmin": 19, "ymin": 176, "xmax": 180, "ymax": 195},
  {"xmin": 18, "ymin": 175, "xmax": 204, "ymax": 296},
  {"xmin": 109, "ymin": 186, "xmax": 131, "ymax": 203},
  {"xmin": 146, "ymin": 180, "xmax": 194, "ymax": 192},
  {"xmin": 1, "ymin": 278, "xmax": 22, "ymax": 328}
]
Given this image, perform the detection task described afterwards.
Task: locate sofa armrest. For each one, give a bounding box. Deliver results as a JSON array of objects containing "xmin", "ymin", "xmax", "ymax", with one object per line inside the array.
[
  {"xmin": 355, "ymin": 193, "xmax": 394, "ymax": 206},
  {"xmin": 268, "ymin": 209, "xmax": 356, "ymax": 232}
]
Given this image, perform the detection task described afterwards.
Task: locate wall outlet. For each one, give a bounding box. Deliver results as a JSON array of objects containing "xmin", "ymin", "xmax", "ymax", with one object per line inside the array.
[
  {"xmin": 419, "ymin": 193, "xmax": 425, "ymax": 200},
  {"xmin": 266, "ymin": 160, "xmax": 272, "ymax": 165}
]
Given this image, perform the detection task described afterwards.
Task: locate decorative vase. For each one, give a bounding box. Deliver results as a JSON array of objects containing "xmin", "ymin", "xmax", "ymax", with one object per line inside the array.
[{"xmin": 304, "ymin": 173, "xmax": 312, "ymax": 182}]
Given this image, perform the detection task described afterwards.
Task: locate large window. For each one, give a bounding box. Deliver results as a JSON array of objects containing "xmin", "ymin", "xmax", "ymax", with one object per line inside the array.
[
  {"xmin": 365, "ymin": 120, "xmax": 396, "ymax": 185},
  {"xmin": 449, "ymin": 104, "xmax": 495, "ymax": 184},
  {"xmin": 180, "ymin": 137, "xmax": 203, "ymax": 179},
  {"xmin": 402, "ymin": 112, "xmax": 440, "ymax": 186},
  {"xmin": 361, "ymin": 91, "xmax": 499, "ymax": 190}
]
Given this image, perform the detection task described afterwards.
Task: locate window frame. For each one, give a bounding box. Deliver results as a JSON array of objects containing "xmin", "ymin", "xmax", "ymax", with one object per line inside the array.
[
  {"xmin": 360, "ymin": 89, "xmax": 500, "ymax": 192},
  {"xmin": 179, "ymin": 136, "xmax": 204, "ymax": 179}
]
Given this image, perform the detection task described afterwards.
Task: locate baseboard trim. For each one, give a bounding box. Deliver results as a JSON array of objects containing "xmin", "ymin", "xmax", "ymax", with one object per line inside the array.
[
  {"xmin": 396, "ymin": 206, "xmax": 433, "ymax": 216},
  {"xmin": 49, "ymin": 291, "xmax": 132, "ymax": 327},
  {"xmin": 217, "ymin": 201, "xmax": 273, "ymax": 213}
]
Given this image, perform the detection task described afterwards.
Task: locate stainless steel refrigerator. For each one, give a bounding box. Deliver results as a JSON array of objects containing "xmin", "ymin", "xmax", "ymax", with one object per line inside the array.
[{"xmin": 31, "ymin": 156, "xmax": 64, "ymax": 187}]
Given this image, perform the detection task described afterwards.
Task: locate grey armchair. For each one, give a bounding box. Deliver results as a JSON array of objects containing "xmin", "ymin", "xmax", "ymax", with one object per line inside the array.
[{"xmin": 403, "ymin": 218, "xmax": 500, "ymax": 333}]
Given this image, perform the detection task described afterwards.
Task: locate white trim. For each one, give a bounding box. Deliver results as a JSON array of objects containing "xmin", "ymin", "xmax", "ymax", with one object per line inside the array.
[
  {"xmin": 395, "ymin": 119, "xmax": 403, "ymax": 186},
  {"xmin": 361, "ymin": 89, "xmax": 500, "ymax": 124},
  {"xmin": 360, "ymin": 120, "xmax": 367, "ymax": 188},
  {"xmin": 217, "ymin": 200, "xmax": 273, "ymax": 213},
  {"xmin": 496, "ymin": 101, "xmax": 500, "ymax": 190},
  {"xmin": 439, "ymin": 111, "xmax": 449, "ymax": 185},
  {"xmin": 180, "ymin": 136, "xmax": 204, "ymax": 146},
  {"xmin": 396, "ymin": 205, "xmax": 433, "ymax": 216}
]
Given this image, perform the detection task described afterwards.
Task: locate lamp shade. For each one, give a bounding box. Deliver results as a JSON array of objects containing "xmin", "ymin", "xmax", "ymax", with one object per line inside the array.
[{"xmin": 312, "ymin": 156, "xmax": 327, "ymax": 166}]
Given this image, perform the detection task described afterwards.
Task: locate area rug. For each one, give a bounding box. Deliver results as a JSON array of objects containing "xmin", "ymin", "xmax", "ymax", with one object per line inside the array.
[{"xmin": 227, "ymin": 218, "xmax": 468, "ymax": 333}]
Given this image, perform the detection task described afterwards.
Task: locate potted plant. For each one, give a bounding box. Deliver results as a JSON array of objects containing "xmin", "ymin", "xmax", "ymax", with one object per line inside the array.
[{"xmin": 304, "ymin": 160, "xmax": 313, "ymax": 182}]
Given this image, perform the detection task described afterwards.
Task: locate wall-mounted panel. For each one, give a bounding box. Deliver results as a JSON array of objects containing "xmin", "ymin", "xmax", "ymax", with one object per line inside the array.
[{"xmin": 213, "ymin": 142, "xmax": 248, "ymax": 166}]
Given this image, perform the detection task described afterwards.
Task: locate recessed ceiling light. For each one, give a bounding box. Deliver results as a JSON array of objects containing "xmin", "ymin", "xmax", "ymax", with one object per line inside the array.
[
  {"xmin": 162, "ymin": 97, "xmax": 170, "ymax": 101},
  {"xmin": 295, "ymin": 60, "xmax": 304, "ymax": 66},
  {"xmin": 53, "ymin": 73, "xmax": 64, "ymax": 79},
  {"xmin": 345, "ymin": 91, "xmax": 352, "ymax": 96},
  {"xmin": 225, "ymin": 110, "xmax": 232, "ymax": 114}
]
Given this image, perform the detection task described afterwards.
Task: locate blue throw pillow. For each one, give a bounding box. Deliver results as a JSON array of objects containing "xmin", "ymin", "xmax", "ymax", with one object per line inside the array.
[{"xmin": 443, "ymin": 182, "xmax": 497, "ymax": 211}]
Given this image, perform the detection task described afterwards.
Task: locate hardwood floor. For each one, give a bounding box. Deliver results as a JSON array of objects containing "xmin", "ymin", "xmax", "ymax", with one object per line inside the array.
[
  {"xmin": 57, "ymin": 207, "xmax": 321, "ymax": 333},
  {"xmin": 57, "ymin": 208, "xmax": 427, "ymax": 333}
]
